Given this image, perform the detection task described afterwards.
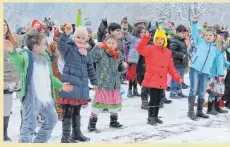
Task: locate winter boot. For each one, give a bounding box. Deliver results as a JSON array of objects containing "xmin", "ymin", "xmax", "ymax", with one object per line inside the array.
[
  {"xmin": 196, "ymin": 99, "xmax": 209, "ymax": 118},
  {"xmin": 72, "ymin": 116, "xmax": 90, "ymax": 142},
  {"xmin": 61, "ymin": 105, "xmax": 74, "ymax": 143},
  {"xmin": 127, "ymin": 89, "xmax": 133, "ymax": 98},
  {"xmin": 109, "ymin": 115, "xmax": 123, "ymax": 128},
  {"xmin": 215, "ymin": 98, "xmax": 228, "ymax": 113},
  {"xmin": 155, "ymin": 106, "xmax": 163, "ymax": 124},
  {"xmin": 187, "ymin": 96, "xmax": 198, "ymax": 121},
  {"xmin": 147, "ymin": 106, "xmax": 157, "ymax": 126},
  {"xmin": 141, "ymin": 87, "xmax": 149, "ymax": 110},
  {"xmin": 88, "ymin": 117, "xmax": 98, "ymax": 132},
  {"xmin": 4, "ymin": 116, "xmax": 11, "ymax": 142},
  {"xmin": 206, "ymin": 101, "xmax": 218, "ymax": 115},
  {"xmin": 133, "ymin": 87, "xmax": 141, "ymax": 97},
  {"xmin": 161, "ymin": 91, "xmax": 172, "ymax": 104}
]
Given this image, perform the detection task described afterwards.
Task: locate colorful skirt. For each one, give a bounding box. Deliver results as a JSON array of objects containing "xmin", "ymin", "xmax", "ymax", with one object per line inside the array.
[
  {"xmin": 60, "ymin": 98, "xmax": 88, "ymax": 106},
  {"xmin": 207, "ymin": 77, "xmax": 225, "ymax": 96},
  {"xmin": 92, "ymin": 89, "xmax": 122, "ymax": 109}
]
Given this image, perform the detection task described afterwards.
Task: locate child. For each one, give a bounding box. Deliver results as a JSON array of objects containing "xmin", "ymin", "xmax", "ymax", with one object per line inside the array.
[
  {"xmin": 137, "ymin": 27, "xmax": 183, "ymax": 126},
  {"xmin": 57, "ymin": 23, "xmax": 98, "ymax": 143},
  {"xmin": 207, "ymin": 39, "xmax": 230, "ymax": 115},
  {"xmin": 188, "ymin": 16, "xmax": 223, "ymax": 121},
  {"xmin": 4, "ymin": 28, "xmax": 73, "ymax": 143},
  {"xmin": 125, "ymin": 26, "xmax": 146, "ymax": 97},
  {"xmin": 87, "ymin": 34, "xmax": 128, "ymax": 132}
]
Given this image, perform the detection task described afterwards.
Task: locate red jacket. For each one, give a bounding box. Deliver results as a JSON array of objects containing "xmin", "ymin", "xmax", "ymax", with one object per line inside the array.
[{"xmin": 137, "ymin": 35, "xmax": 182, "ymax": 89}]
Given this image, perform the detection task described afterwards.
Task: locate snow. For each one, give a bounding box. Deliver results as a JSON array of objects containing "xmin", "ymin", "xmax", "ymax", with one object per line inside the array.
[{"xmin": 7, "ymin": 74, "xmax": 230, "ymax": 143}]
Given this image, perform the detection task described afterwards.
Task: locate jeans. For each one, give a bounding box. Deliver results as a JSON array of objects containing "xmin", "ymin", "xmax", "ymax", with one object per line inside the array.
[
  {"xmin": 19, "ymin": 94, "xmax": 58, "ymax": 143},
  {"xmin": 189, "ymin": 67, "xmax": 209, "ymax": 99},
  {"xmin": 170, "ymin": 67, "xmax": 186, "ymax": 96}
]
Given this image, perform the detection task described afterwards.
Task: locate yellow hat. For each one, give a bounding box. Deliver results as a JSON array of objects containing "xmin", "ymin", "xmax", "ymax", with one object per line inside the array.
[{"xmin": 153, "ymin": 27, "xmax": 167, "ymax": 47}]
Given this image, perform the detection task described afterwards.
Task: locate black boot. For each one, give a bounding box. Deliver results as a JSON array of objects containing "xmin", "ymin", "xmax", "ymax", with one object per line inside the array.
[
  {"xmin": 226, "ymin": 101, "xmax": 230, "ymax": 109},
  {"xmin": 109, "ymin": 115, "xmax": 123, "ymax": 128},
  {"xmin": 141, "ymin": 87, "xmax": 149, "ymax": 110},
  {"xmin": 133, "ymin": 87, "xmax": 141, "ymax": 97},
  {"xmin": 155, "ymin": 106, "xmax": 163, "ymax": 124},
  {"xmin": 215, "ymin": 98, "xmax": 228, "ymax": 113},
  {"xmin": 187, "ymin": 96, "xmax": 198, "ymax": 121},
  {"xmin": 61, "ymin": 105, "xmax": 74, "ymax": 143},
  {"xmin": 161, "ymin": 91, "xmax": 172, "ymax": 104},
  {"xmin": 147, "ymin": 106, "xmax": 157, "ymax": 126},
  {"xmin": 127, "ymin": 89, "xmax": 133, "ymax": 98},
  {"xmin": 88, "ymin": 117, "xmax": 98, "ymax": 132},
  {"xmin": 4, "ymin": 116, "xmax": 11, "ymax": 142},
  {"xmin": 207, "ymin": 101, "xmax": 218, "ymax": 115},
  {"xmin": 72, "ymin": 115, "xmax": 90, "ymax": 142},
  {"xmin": 196, "ymin": 99, "xmax": 209, "ymax": 118}
]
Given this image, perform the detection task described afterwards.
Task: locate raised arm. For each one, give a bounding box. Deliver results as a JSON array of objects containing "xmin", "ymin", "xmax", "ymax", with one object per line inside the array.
[
  {"xmin": 57, "ymin": 23, "xmax": 72, "ymax": 58},
  {"xmin": 191, "ymin": 16, "xmax": 203, "ymax": 45},
  {"xmin": 136, "ymin": 32, "xmax": 151, "ymax": 57}
]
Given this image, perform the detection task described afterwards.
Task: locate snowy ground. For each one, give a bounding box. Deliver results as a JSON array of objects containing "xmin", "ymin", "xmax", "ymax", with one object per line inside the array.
[{"xmin": 8, "ymin": 74, "xmax": 230, "ymax": 143}]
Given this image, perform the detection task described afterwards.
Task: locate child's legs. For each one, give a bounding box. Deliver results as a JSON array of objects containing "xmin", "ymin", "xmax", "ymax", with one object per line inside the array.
[
  {"xmin": 177, "ymin": 67, "xmax": 186, "ymax": 93},
  {"xmin": 149, "ymin": 88, "xmax": 160, "ymax": 107},
  {"xmin": 197, "ymin": 73, "xmax": 209, "ymax": 99},
  {"xmin": 33, "ymin": 102, "xmax": 58, "ymax": 143},
  {"xmin": 189, "ymin": 68, "xmax": 199, "ymax": 97},
  {"xmin": 19, "ymin": 97, "xmax": 37, "ymax": 143},
  {"xmin": 208, "ymin": 93, "xmax": 216, "ymax": 102},
  {"xmin": 110, "ymin": 108, "xmax": 120, "ymax": 116},
  {"xmin": 73, "ymin": 105, "xmax": 81, "ymax": 117},
  {"xmin": 91, "ymin": 107, "xmax": 103, "ymax": 118},
  {"xmin": 129, "ymin": 80, "xmax": 133, "ymax": 90}
]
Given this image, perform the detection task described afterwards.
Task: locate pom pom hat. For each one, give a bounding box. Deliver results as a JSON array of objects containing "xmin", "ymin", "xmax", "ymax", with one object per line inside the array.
[{"xmin": 153, "ymin": 26, "xmax": 168, "ymax": 47}]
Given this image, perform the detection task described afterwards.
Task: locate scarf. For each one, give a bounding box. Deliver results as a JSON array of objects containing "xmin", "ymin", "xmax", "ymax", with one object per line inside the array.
[
  {"xmin": 75, "ymin": 42, "xmax": 88, "ymax": 56},
  {"xmin": 100, "ymin": 43, "xmax": 119, "ymax": 61}
]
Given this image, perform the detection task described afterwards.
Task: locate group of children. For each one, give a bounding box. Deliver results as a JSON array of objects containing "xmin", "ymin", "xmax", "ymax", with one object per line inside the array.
[{"xmin": 3, "ymin": 12, "xmax": 230, "ymax": 143}]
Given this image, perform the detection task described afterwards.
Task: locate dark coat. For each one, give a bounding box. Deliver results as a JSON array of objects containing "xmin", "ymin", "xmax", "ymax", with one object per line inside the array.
[
  {"xmin": 57, "ymin": 33, "xmax": 98, "ymax": 100},
  {"xmin": 169, "ymin": 35, "xmax": 189, "ymax": 68}
]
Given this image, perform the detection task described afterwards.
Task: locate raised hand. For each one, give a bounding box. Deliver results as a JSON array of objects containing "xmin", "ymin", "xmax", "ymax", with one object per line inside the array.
[
  {"xmin": 78, "ymin": 9, "xmax": 81, "ymax": 13},
  {"xmin": 64, "ymin": 22, "xmax": 73, "ymax": 36},
  {"xmin": 145, "ymin": 31, "xmax": 150, "ymax": 37},
  {"xmin": 192, "ymin": 15, "xmax": 198, "ymax": 22},
  {"xmin": 61, "ymin": 82, "xmax": 73, "ymax": 92},
  {"xmin": 4, "ymin": 39, "xmax": 14, "ymax": 53}
]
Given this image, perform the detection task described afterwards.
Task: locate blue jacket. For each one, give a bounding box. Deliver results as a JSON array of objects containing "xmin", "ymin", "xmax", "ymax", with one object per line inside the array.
[
  {"xmin": 57, "ymin": 33, "xmax": 98, "ymax": 100},
  {"xmin": 190, "ymin": 22, "xmax": 222, "ymax": 75},
  {"xmin": 209, "ymin": 51, "xmax": 230, "ymax": 78}
]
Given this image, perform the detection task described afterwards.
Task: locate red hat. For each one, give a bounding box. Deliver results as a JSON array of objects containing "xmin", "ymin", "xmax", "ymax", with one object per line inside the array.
[{"xmin": 31, "ymin": 19, "xmax": 45, "ymax": 30}]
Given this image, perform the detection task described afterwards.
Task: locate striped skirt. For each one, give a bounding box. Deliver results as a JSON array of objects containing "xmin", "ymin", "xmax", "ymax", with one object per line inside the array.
[{"xmin": 92, "ymin": 89, "xmax": 122, "ymax": 109}]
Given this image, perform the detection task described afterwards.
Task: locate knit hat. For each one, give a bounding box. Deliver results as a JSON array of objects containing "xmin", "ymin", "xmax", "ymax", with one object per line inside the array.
[
  {"xmin": 83, "ymin": 18, "xmax": 91, "ymax": 26},
  {"xmin": 15, "ymin": 26, "xmax": 22, "ymax": 34},
  {"xmin": 153, "ymin": 27, "xmax": 167, "ymax": 47},
  {"xmin": 31, "ymin": 19, "xmax": 45, "ymax": 30},
  {"xmin": 74, "ymin": 26, "xmax": 88, "ymax": 38}
]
